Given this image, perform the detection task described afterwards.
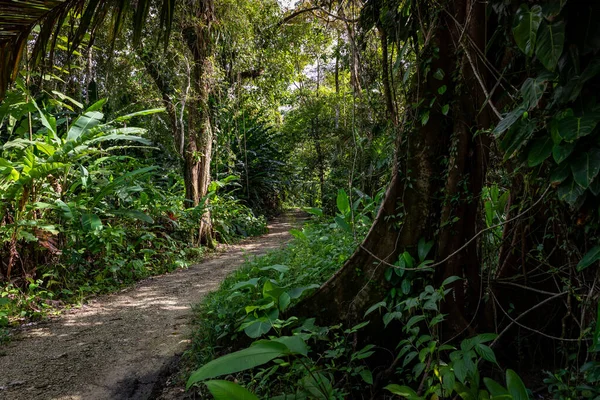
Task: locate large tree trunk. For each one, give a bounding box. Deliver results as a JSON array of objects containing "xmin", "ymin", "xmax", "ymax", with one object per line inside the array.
[
  {"xmin": 294, "ymin": 0, "xmax": 493, "ymax": 341},
  {"xmin": 183, "ymin": 0, "xmax": 216, "ymax": 247}
]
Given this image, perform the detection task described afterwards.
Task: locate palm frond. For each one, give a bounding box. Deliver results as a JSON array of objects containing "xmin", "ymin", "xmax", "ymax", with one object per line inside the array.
[{"xmin": 0, "ymin": 0, "xmax": 175, "ymax": 101}]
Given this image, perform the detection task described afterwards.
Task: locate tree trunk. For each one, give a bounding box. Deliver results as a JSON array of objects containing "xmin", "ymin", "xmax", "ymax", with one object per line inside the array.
[
  {"xmin": 183, "ymin": 0, "xmax": 216, "ymax": 248},
  {"xmin": 294, "ymin": 0, "xmax": 493, "ymax": 342}
]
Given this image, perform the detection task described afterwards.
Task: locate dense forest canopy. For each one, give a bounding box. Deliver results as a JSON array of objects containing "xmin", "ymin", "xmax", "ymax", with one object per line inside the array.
[{"xmin": 1, "ymin": 0, "xmax": 599, "ymax": 398}]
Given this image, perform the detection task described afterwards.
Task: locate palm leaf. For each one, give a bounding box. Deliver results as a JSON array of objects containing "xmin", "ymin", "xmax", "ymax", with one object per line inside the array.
[{"xmin": 0, "ymin": 0, "xmax": 175, "ymax": 101}]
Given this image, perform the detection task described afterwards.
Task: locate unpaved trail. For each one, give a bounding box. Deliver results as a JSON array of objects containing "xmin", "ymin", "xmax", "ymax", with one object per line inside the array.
[{"xmin": 0, "ymin": 212, "xmax": 306, "ymax": 400}]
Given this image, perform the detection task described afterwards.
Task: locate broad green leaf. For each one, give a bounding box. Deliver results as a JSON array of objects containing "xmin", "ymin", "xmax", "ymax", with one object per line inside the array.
[
  {"xmin": 364, "ymin": 301, "xmax": 387, "ymax": 317},
  {"xmin": 32, "ymin": 100, "xmax": 57, "ymax": 140},
  {"xmin": 67, "ymin": 111, "xmax": 104, "ymax": 141},
  {"xmin": 35, "ymin": 142, "xmax": 56, "ymax": 156},
  {"xmin": 1, "ymin": 138, "xmax": 35, "ymax": 150},
  {"xmin": 260, "ymin": 264, "xmax": 290, "ymax": 274},
  {"xmin": 506, "ymin": 369, "xmax": 529, "ymax": 400},
  {"xmin": 442, "ymin": 104, "xmax": 449, "ymax": 116},
  {"xmin": 483, "ymin": 378, "xmax": 510, "ymax": 398},
  {"xmin": 113, "ymin": 107, "xmax": 165, "ymax": 122},
  {"xmin": 81, "ymin": 213, "xmax": 102, "ymax": 231},
  {"xmin": 334, "ymin": 216, "xmax": 352, "ymax": 232},
  {"xmin": 577, "ymin": 246, "xmax": 600, "ymax": 271},
  {"xmin": 336, "ymin": 189, "xmax": 350, "ymax": 215},
  {"xmin": 494, "ymin": 106, "xmax": 527, "ymax": 136},
  {"xmin": 92, "ymin": 166, "xmax": 157, "ymax": 206},
  {"xmin": 287, "ymin": 284, "xmax": 319, "ymax": 299},
  {"xmin": 485, "ymin": 201, "xmax": 493, "ymax": 226},
  {"xmin": 535, "ymin": 21, "xmax": 565, "ymax": 72},
  {"xmin": 442, "ymin": 369, "xmax": 455, "ymax": 393},
  {"xmin": 402, "ymin": 251, "xmax": 414, "ymax": 268},
  {"xmin": 556, "ymin": 114, "xmax": 600, "ymax": 141},
  {"xmin": 187, "ymin": 340, "xmax": 289, "ymax": 387},
  {"xmin": 384, "ymin": 384, "xmax": 420, "ymax": 399},
  {"xmin": 557, "ymin": 177, "xmax": 584, "ymax": 205},
  {"xmin": 590, "ymin": 178, "xmax": 600, "ymax": 196},
  {"xmin": 289, "ymin": 229, "xmax": 307, "ymax": 240},
  {"xmin": 552, "ymin": 142, "xmax": 575, "ymax": 164},
  {"xmin": 51, "ymin": 90, "xmax": 83, "ymax": 109},
  {"xmin": 550, "ymin": 163, "xmax": 570, "ymax": 185},
  {"xmin": 230, "ymin": 278, "xmax": 260, "ymax": 291},
  {"xmin": 418, "ymin": 238, "xmax": 433, "ymax": 261},
  {"xmin": 302, "ymin": 372, "xmax": 333, "ymax": 400},
  {"xmin": 454, "ymin": 359, "xmax": 468, "ymax": 383},
  {"xmin": 454, "ymin": 381, "xmax": 476, "ymax": 400},
  {"xmin": 384, "ymin": 311, "xmax": 403, "ymax": 327},
  {"xmin": 475, "ymin": 344, "xmax": 498, "ymax": 365},
  {"xmin": 359, "ymin": 369, "xmax": 373, "ymax": 385},
  {"xmin": 403, "ymin": 351, "xmax": 418, "ymax": 367},
  {"xmin": 204, "ymin": 380, "xmax": 259, "ymax": 400},
  {"xmin": 87, "ymin": 134, "xmax": 151, "ymax": 146},
  {"xmin": 270, "ymin": 336, "xmax": 308, "ymax": 356},
  {"xmin": 86, "ymin": 98, "xmax": 107, "ymax": 112},
  {"xmin": 512, "ymin": 5, "xmax": 542, "ymax": 57},
  {"xmin": 348, "ymin": 321, "xmax": 370, "ymax": 332},
  {"xmin": 570, "ymin": 149, "xmax": 600, "ymax": 189},
  {"xmin": 406, "ymin": 315, "xmax": 426, "ymax": 329},
  {"xmin": 401, "ymin": 279, "xmax": 411, "ymax": 295},
  {"xmin": 528, "ymin": 136, "xmax": 553, "ymax": 166},
  {"xmin": 244, "ymin": 318, "xmax": 273, "ymax": 338},
  {"xmin": 263, "ymin": 281, "xmax": 285, "ymax": 303},
  {"xmin": 475, "ymin": 333, "xmax": 499, "ymax": 343},
  {"xmin": 442, "ymin": 276, "xmax": 462, "ymax": 286},
  {"xmin": 500, "ymin": 120, "xmax": 536, "ymax": 159},
  {"xmin": 421, "ymin": 110, "xmax": 430, "ymax": 126},
  {"xmin": 521, "ymin": 76, "xmax": 548, "ymax": 109},
  {"xmin": 55, "ymin": 200, "xmax": 73, "ymax": 220}
]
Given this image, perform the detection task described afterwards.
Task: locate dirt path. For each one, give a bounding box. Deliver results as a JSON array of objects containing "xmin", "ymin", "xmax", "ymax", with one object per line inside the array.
[{"xmin": 0, "ymin": 212, "xmax": 306, "ymax": 400}]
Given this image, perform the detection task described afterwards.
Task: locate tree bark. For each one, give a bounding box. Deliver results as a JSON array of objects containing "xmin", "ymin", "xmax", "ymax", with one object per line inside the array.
[
  {"xmin": 294, "ymin": 0, "xmax": 493, "ymax": 342},
  {"xmin": 183, "ymin": 0, "xmax": 216, "ymax": 247}
]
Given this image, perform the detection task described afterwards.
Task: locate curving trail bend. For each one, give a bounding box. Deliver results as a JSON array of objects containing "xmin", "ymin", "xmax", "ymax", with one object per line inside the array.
[{"xmin": 0, "ymin": 212, "xmax": 305, "ymax": 400}]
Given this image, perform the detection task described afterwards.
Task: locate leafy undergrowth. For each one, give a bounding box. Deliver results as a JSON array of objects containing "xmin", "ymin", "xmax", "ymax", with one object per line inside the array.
[
  {"xmin": 185, "ymin": 233, "xmax": 362, "ymax": 392},
  {"xmin": 0, "ymin": 88, "xmax": 268, "ymax": 331},
  {"xmin": 0, "ymin": 204, "xmax": 266, "ymax": 330},
  {"xmin": 181, "ymin": 191, "xmax": 600, "ymax": 400},
  {"xmin": 183, "ymin": 190, "xmax": 374, "ymax": 398}
]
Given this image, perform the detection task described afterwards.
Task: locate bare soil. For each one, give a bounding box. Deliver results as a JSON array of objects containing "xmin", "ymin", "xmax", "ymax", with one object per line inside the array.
[{"xmin": 0, "ymin": 211, "xmax": 305, "ymax": 400}]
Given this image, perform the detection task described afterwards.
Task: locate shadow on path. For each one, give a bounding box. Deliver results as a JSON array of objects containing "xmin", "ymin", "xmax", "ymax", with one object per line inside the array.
[{"xmin": 0, "ymin": 211, "xmax": 308, "ymax": 400}]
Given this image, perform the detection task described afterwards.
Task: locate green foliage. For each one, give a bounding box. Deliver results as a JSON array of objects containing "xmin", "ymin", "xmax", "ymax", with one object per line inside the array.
[
  {"xmin": 188, "ymin": 336, "xmax": 307, "ymax": 387},
  {"xmin": 496, "ymin": 1, "xmax": 600, "ymax": 209},
  {"xmin": 210, "ymin": 191, "xmax": 268, "ymax": 243},
  {"xmin": 544, "ymin": 362, "xmax": 600, "ymax": 400},
  {"xmin": 0, "ymin": 87, "xmax": 268, "ymax": 322},
  {"xmin": 187, "ymin": 232, "xmax": 533, "ymax": 399},
  {"xmin": 204, "ymin": 380, "xmax": 260, "ymax": 400},
  {"xmin": 214, "ymin": 118, "xmax": 291, "ymax": 215},
  {"xmin": 186, "ymin": 211, "xmax": 368, "ymax": 397},
  {"xmin": 512, "ymin": 5, "xmax": 543, "ymax": 57}
]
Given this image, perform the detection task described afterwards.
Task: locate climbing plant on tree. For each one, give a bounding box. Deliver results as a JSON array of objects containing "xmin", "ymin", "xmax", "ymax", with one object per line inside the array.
[{"xmin": 292, "ymin": 0, "xmax": 600, "ymax": 370}]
